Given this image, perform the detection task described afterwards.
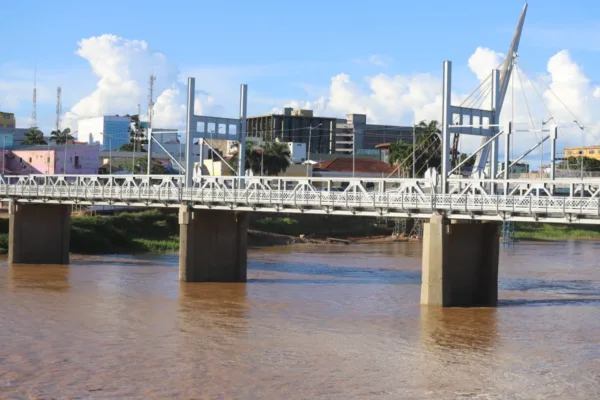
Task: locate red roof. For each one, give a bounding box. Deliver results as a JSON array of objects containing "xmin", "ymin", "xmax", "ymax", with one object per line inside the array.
[
  {"xmin": 374, "ymin": 142, "xmax": 392, "ymax": 149},
  {"xmin": 314, "ymin": 157, "xmax": 394, "ymax": 174}
]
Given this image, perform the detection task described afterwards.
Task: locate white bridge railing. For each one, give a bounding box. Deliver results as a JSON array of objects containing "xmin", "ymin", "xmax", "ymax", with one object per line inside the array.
[{"xmin": 1, "ymin": 174, "xmax": 600, "ymax": 224}]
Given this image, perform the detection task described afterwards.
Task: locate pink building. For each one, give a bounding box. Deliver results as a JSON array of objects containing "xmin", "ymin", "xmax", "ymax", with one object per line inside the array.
[{"xmin": 1, "ymin": 145, "xmax": 100, "ymax": 175}]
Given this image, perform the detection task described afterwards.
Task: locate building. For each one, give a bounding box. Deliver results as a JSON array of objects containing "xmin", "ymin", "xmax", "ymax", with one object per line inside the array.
[
  {"xmin": 0, "ymin": 128, "xmax": 31, "ymax": 146},
  {"xmin": 1, "ymin": 145, "xmax": 100, "ymax": 175},
  {"xmin": 78, "ymin": 116, "xmax": 131, "ymax": 150},
  {"xmin": 246, "ymin": 107, "xmax": 337, "ymax": 155},
  {"xmin": 247, "ymin": 107, "xmax": 414, "ymax": 158},
  {"xmin": 0, "ymin": 112, "xmax": 15, "ymax": 129},
  {"xmin": 313, "ymin": 157, "xmax": 396, "ymax": 178},
  {"xmin": 564, "ymin": 145, "xmax": 600, "ymax": 160},
  {"xmin": 335, "ymin": 114, "xmax": 414, "ymax": 156}
]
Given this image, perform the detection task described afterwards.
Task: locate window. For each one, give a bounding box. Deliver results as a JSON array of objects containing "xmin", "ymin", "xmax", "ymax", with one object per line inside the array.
[
  {"xmin": 590, "ymin": 150, "xmax": 595, "ymax": 154},
  {"xmin": 578, "ymin": 151, "xmax": 583, "ymax": 155},
  {"xmin": 74, "ymin": 156, "xmax": 80, "ymax": 169},
  {"xmin": 3, "ymin": 115, "xmax": 11, "ymax": 120},
  {"xmin": 28, "ymin": 157, "xmax": 32, "ymax": 163}
]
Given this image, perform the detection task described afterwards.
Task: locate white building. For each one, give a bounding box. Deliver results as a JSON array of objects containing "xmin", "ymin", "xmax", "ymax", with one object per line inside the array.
[{"xmin": 77, "ymin": 116, "xmax": 131, "ymax": 151}]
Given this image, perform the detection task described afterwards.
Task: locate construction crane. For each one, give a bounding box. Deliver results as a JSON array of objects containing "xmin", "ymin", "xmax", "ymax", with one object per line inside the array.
[{"xmin": 450, "ymin": 3, "xmax": 528, "ymax": 173}]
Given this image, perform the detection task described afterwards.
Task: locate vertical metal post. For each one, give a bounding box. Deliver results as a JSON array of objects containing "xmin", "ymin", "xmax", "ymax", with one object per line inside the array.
[
  {"xmin": 441, "ymin": 61, "xmax": 452, "ymax": 193},
  {"xmin": 490, "ymin": 69, "xmax": 500, "ymax": 194},
  {"xmin": 238, "ymin": 84, "xmax": 248, "ymax": 187},
  {"xmin": 306, "ymin": 125, "xmax": 312, "ymax": 177},
  {"xmin": 147, "ymin": 128, "xmax": 153, "ymax": 175},
  {"xmin": 412, "ymin": 122, "xmax": 416, "ymax": 178},
  {"xmin": 352, "ymin": 128, "xmax": 355, "ymax": 178},
  {"xmin": 185, "ymin": 78, "xmax": 195, "ymax": 187},
  {"xmin": 504, "ymin": 122, "xmax": 511, "ymax": 195},
  {"xmin": 550, "ymin": 126, "xmax": 557, "ymax": 182}
]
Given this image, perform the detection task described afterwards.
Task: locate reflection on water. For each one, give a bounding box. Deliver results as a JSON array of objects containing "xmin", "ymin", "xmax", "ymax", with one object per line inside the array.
[
  {"xmin": 0, "ymin": 242, "xmax": 599, "ymax": 399},
  {"xmin": 7, "ymin": 264, "xmax": 70, "ymax": 292},
  {"xmin": 419, "ymin": 306, "xmax": 498, "ymax": 353}
]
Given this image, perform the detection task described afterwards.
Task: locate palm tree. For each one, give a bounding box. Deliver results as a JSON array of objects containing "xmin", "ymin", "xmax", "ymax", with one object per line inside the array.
[
  {"xmin": 50, "ymin": 127, "xmax": 75, "ymax": 145},
  {"xmin": 230, "ymin": 141, "xmax": 291, "ymax": 176},
  {"xmin": 388, "ymin": 120, "xmax": 441, "ymax": 177},
  {"xmin": 21, "ymin": 129, "xmax": 47, "ymax": 145}
]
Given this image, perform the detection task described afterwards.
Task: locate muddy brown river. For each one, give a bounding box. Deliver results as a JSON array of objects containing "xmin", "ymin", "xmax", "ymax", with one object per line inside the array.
[{"xmin": 0, "ymin": 241, "xmax": 599, "ymax": 399}]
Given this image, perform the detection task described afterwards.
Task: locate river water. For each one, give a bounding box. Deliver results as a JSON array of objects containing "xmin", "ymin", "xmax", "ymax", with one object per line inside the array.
[{"xmin": 0, "ymin": 241, "xmax": 599, "ymax": 399}]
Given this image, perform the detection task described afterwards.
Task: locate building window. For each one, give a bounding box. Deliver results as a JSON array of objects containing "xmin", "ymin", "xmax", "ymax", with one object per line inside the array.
[
  {"xmin": 3, "ymin": 115, "xmax": 11, "ymax": 119},
  {"xmin": 590, "ymin": 150, "xmax": 595, "ymax": 154},
  {"xmin": 28, "ymin": 157, "xmax": 32, "ymax": 163},
  {"xmin": 578, "ymin": 151, "xmax": 583, "ymax": 155},
  {"xmin": 74, "ymin": 156, "xmax": 80, "ymax": 169}
]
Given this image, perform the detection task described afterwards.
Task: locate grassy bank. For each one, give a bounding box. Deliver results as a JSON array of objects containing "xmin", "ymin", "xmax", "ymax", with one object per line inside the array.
[
  {"xmin": 0, "ymin": 210, "xmax": 180, "ymax": 255},
  {"xmin": 515, "ymin": 223, "xmax": 600, "ymax": 241},
  {"xmin": 0, "ymin": 211, "xmax": 390, "ymax": 255}
]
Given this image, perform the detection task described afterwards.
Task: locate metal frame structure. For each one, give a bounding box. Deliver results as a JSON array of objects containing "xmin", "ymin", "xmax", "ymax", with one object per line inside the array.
[
  {"xmin": 3, "ymin": 174, "xmax": 600, "ymax": 224},
  {"xmin": 184, "ymin": 78, "xmax": 248, "ymax": 186}
]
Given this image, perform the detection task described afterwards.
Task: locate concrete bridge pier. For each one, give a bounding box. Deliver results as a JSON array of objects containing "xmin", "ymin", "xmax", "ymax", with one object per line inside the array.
[
  {"xmin": 420, "ymin": 215, "xmax": 500, "ymax": 307},
  {"xmin": 8, "ymin": 201, "xmax": 71, "ymax": 265},
  {"xmin": 179, "ymin": 206, "xmax": 248, "ymax": 282}
]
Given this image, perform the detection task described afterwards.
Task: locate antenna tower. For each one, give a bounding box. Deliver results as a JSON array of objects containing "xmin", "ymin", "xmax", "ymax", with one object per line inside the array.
[
  {"xmin": 31, "ymin": 67, "xmax": 37, "ymax": 129},
  {"xmin": 148, "ymin": 74, "xmax": 156, "ymax": 129},
  {"xmin": 56, "ymin": 86, "xmax": 62, "ymax": 133}
]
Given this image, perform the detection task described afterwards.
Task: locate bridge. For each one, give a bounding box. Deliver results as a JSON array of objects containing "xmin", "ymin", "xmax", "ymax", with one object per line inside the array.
[{"xmin": 3, "ymin": 3, "xmax": 592, "ymax": 308}]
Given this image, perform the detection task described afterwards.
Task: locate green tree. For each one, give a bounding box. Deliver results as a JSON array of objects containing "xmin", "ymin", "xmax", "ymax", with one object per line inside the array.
[
  {"xmin": 230, "ymin": 141, "xmax": 291, "ymax": 176},
  {"xmin": 559, "ymin": 156, "xmax": 600, "ymax": 171},
  {"xmin": 133, "ymin": 156, "xmax": 169, "ymax": 174},
  {"xmin": 50, "ymin": 127, "xmax": 75, "ymax": 145},
  {"xmin": 128, "ymin": 116, "xmax": 147, "ymax": 153},
  {"xmin": 458, "ymin": 153, "xmax": 476, "ymax": 168},
  {"xmin": 21, "ymin": 129, "xmax": 47, "ymax": 145},
  {"xmin": 388, "ymin": 120, "xmax": 441, "ymax": 177}
]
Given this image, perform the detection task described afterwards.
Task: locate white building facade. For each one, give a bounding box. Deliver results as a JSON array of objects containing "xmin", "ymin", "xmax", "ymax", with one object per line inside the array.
[{"xmin": 77, "ymin": 116, "xmax": 131, "ymax": 151}]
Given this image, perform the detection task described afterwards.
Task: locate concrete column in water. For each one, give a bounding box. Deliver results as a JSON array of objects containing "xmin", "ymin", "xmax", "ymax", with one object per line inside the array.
[
  {"xmin": 420, "ymin": 215, "xmax": 500, "ymax": 307},
  {"xmin": 8, "ymin": 201, "xmax": 71, "ymax": 265},
  {"xmin": 179, "ymin": 206, "xmax": 248, "ymax": 282}
]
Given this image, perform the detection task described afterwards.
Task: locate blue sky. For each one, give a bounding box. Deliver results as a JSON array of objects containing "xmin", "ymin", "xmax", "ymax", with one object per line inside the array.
[{"xmin": 1, "ymin": 0, "xmax": 600, "ymax": 155}]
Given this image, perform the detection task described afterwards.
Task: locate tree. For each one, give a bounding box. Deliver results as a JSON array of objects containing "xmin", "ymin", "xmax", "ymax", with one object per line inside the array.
[
  {"xmin": 388, "ymin": 120, "xmax": 441, "ymax": 177},
  {"xmin": 559, "ymin": 156, "xmax": 600, "ymax": 172},
  {"xmin": 458, "ymin": 153, "xmax": 476, "ymax": 168},
  {"xmin": 50, "ymin": 127, "xmax": 74, "ymax": 145},
  {"xmin": 128, "ymin": 116, "xmax": 147, "ymax": 153},
  {"xmin": 133, "ymin": 156, "xmax": 169, "ymax": 174},
  {"xmin": 230, "ymin": 141, "xmax": 291, "ymax": 176},
  {"xmin": 118, "ymin": 143, "xmax": 146, "ymax": 152},
  {"xmin": 21, "ymin": 129, "xmax": 47, "ymax": 145}
]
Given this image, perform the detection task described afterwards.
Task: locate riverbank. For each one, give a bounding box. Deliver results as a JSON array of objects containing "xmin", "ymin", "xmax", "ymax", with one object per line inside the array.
[
  {"xmin": 515, "ymin": 223, "xmax": 600, "ymax": 241},
  {"xmin": 0, "ymin": 210, "xmax": 395, "ymax": 255},
  {"xmin": 1, "ymin": 211, "xmax": 597, "ymax": 255}
]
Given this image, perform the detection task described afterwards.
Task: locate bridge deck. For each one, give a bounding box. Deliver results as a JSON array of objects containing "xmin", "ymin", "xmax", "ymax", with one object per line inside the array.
[{"xmin": 2, "ymin": 174, "xmax": 600, "ymax": 224}]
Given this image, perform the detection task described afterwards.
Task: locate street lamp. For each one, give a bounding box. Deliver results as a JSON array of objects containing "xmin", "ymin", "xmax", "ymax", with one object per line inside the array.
[
  {"xmin": 574, "ymin": 120, "xmax": 585, "ymax": 181},
  {"xmin": 306, "ymin": 123, "xmax": 322, "ymax": 177},
  {"xmin": 541, "ymin": 117, "xmax": 555, "ymax": 179}
]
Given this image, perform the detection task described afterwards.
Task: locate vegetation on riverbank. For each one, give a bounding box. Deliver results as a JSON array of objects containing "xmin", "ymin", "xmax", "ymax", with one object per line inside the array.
[
  {"xmin": 1, "ymin": 210, "xmax": 598, "ymax": 256},
  {"xmin": 515, "ymin": 223, "xmax": 600, "ymax": 241},
  {"xmin": 0, "ymin": 210, "xmax": 391, "ymax": 255}
]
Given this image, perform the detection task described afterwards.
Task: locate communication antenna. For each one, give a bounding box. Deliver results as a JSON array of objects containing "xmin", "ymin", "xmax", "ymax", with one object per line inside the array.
[
  {"xmin": 31, "ymin": 66, "xmax": 37, "ymax": 129},
  {"xmin": 55, "ymin": 86, "xmax": 62, "ymax": 132},
  {"xmin": 148, "ymin": 74, "xmax": 156, "ymax": 129}
]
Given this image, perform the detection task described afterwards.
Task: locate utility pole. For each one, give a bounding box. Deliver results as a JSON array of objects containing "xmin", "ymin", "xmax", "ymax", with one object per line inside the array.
[
  {"xmin": 306, "ymin": 123, "xmax": 322, "ymax": 177},
  {"xmin": 31, "ymin": 66, "xmax": 37, "ymax": 130},
  {"xmin": 574, "ymin": 120, "xmax": 585, "ymax": 197},
  {"xmin": 412, "ymin": 122, "xmax": 416, "ymax": 178},
  {"xmin": 147, "ymin": 74, "xmax": 156, "ymax": 175}
]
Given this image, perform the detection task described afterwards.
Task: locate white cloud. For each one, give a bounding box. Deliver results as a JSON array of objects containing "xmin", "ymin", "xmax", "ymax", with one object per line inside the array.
[
  {"xmin": 353, "ymin": 55, "xmax": 392, "ymax": 68},
  {"xmin": 23, "ymin": 33, "xmax": 599, "ymax": 169}
]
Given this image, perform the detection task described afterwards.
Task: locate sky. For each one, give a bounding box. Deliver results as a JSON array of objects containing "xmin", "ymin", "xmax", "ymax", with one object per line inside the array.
[{"xmin": 2, "ymin": 0, "xmax": 600, "ymax": 162}]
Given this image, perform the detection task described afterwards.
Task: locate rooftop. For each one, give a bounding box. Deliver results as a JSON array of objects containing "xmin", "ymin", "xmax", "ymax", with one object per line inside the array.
[{"xmin": 314, "ymin": 157, "xmax": 395, "ymax": 174}]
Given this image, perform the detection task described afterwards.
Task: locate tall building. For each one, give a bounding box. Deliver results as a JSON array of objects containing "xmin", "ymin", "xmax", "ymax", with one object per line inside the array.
[
  {"xmin": 77, "ymin": 116, "xmax": 131, "ymax": 150},
  {"xmin": 247, "ymin": 107, "xmax": 415, "ymax": 157},
  {"xmin": 0, "ymin": 112, "xmax": 15, "ymax": 129},
  {"xmin": 246, "ymin": 108, "xmax": 337, "ymax": 155}
]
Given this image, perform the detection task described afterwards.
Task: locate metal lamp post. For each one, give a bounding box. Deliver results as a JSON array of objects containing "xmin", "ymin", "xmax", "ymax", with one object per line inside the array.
[{"xmin": 306, "ymin": 123, "xmax": 322, "ymax": 177}]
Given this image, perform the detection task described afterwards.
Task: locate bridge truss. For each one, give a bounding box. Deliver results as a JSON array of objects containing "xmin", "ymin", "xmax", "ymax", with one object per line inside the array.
[{"xmin": 3, "ymin": 174, "xmax": 600, "ymax": 225}]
